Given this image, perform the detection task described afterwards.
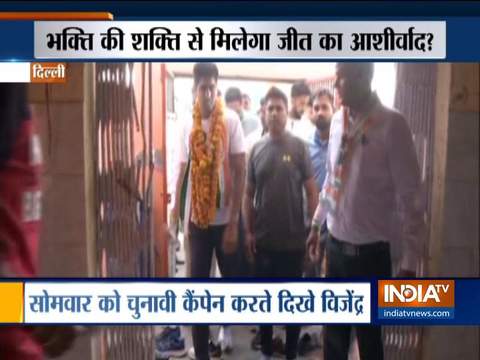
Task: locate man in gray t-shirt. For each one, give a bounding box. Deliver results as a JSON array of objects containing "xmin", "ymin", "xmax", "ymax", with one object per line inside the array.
[
  {"xmin": 248, "ymin": 131, "xmax": 313, "ymax": 252},
  {"xmin": 243, "ymin": 86, "xmax": 318, "ymax": 360}
]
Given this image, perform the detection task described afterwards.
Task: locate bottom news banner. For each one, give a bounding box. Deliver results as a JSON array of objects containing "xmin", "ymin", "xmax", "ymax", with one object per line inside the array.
[{"xmin": 0, "ymin": 279, "xmax": 478, "ymax": 325}]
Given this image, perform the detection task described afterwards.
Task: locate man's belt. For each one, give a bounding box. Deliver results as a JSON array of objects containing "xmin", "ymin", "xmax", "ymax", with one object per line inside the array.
[{"xmin": 329, "ymin": 235, "xmax": 388, "ymax": 257}]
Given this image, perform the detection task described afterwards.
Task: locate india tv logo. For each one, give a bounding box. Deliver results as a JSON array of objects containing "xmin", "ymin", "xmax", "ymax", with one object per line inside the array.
[{"xmin": 378, "ymin": 280, "xmax": 455, "ymax": 320}]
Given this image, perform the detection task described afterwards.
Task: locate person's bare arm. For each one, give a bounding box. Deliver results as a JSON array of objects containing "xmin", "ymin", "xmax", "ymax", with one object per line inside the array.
[
  {"xmin": 243, "ymin": 182, "xmax": 256, "ymax": 259},
  {"xmin": 304, "ymin": 177, "xmax": 319, "ymax": 222},
  {"xmin": 170, "ymin": 161, "xmax": 187, "ymax": 224},
  {"xmin": 229, "ymin": 153, "xmax": 246, "ymax": 223},
  {"xmin": 223, "ymin": 152, "xmax": 246, "ymax": 254}
]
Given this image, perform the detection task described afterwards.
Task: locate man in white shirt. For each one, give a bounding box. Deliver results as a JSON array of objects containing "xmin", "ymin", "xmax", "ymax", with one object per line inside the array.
[
  {"xmin": 225, "ymin": 87, "xmax": 260, "ymax": 138},
  {"xmin": 171, "ymin": 63, "xmax": 246, "ymax": 360},
  {"xmin": 307, "ymin": 63, "xmax": 424, "ymax": 360},
  {"xmin": 287, "ymin": 81, "xmax": 315, "ymax": 142}
]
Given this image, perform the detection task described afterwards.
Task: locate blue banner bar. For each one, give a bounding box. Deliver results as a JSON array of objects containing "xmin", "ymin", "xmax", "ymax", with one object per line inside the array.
[
  {"xmin": 2, "ymin": 1, "xmax": 480, "ymax": 17},
  {"xmin": 1, "ymin": 277, "xmax": 479, "ymax": 325},
  {"xmin": 0, "ymin": 18, "xmax": 479, "ymax": 61}
]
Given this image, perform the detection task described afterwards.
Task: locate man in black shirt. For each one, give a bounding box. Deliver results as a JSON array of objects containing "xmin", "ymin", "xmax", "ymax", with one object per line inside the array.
[{"xmin": 243, "ymin": 86, "xmax": 318, "ymax": 360}]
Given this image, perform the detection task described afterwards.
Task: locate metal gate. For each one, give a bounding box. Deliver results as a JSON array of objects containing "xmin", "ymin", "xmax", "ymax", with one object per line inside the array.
[
  {"xmin": 93, "ymin": 62, "xmax": 156, "ymax": 360},
  {"xmin": 382, "ymin": 63, "xmax": 437, "ymax": 360}
]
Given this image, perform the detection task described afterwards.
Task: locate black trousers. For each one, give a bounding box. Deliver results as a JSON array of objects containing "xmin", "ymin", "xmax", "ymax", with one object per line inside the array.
[
  {"xmin": 255, "ymin": 248, "xmax": 305, "ymax": 360},
  {"xmin": 324, "ymin": 236, "xmax": 392, "ymax": 360},
  {"xmin": 189, "ymin": 222, "xmax": 237, "ymax": 360}
]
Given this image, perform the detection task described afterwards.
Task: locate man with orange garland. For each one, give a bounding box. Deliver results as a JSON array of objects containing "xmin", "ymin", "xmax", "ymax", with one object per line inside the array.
[{"xmin": 171, "ymin": 63, "xmax": 246, "ymax": 360}]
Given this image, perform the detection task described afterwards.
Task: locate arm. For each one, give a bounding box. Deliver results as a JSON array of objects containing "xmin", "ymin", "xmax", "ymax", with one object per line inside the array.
[
  {"xmin": 222, "ymin": 112, "xmax": 247, "ymax": 253},
  {"xmin": 243, "ymin": 181, "xmax": 256, "ymax": 259},
  {"xmin": 312, "ymin": 141, "xmax": 331, "ymax": 230},
  {"xmin": 243, "ymin": 182, "xmax": 255, "ymax": 235},
  {"xmin": 163, "ymin": 160, "xmax": 187, "ymax": 256},
  {"xmin": 243, "ymin": 147, "xmax": 257, "ymax": 259},
  {"xmin": 298, "ymin": 141, "xmax": 322, "ymax": 261},
  {"xmin": 170, "ymin": 161, "xmax": 187, "ymax": 224},
  {"xmin": 227, "ymin": 110, "xmax": 247, "ymax": 224},
  {"xmin": 304, "ymin": 177, "xmax": 318, "ymax": 223},
  {"xmin": 308, "ymin": 130, "xmax": 333, "ymax": 261},
  {"xmin": 222, "ymin": 152, "xmax": 246, "ymax": 254},
  {"xmin": 170, "ymin": 119, "xmax": 189, "ymax": 224},
  {"xmin": 228, "ymin": 152, "xmax": 246, "ymax": 224}
]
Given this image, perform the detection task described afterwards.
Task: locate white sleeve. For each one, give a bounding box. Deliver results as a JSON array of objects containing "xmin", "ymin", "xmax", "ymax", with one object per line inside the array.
[
  {"xmin": 312, "ymin": 149, "xmax": 330, "ymax": 227},
  {"xmin": 312, "ymin": 111, "xmax": 339, "ymax": 227},
  {"xmin": 226, "ymin": 110, "xmax": 246, "ymax": 155},
  {"xmin": 178, "ymin": 119, "xmax": 189, "ymax": 164}
]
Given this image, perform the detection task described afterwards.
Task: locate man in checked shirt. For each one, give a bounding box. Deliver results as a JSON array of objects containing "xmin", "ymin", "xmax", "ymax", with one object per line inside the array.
[{"xmin": 307, "ymin": 63, "xmax": 424, "ymax": 360}]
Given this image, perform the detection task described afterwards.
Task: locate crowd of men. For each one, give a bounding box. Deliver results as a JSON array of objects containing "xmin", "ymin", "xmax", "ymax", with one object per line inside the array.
[
  {"xmin": 162, "ymin": 62, "xmax": 423, "ymax": 360},
  {"xmin": 0, "ymin": 62, "xmax": 422, "ymax": 360}
]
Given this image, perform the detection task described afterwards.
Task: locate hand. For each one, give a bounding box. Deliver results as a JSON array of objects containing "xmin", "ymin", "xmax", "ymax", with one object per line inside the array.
[
  {"xmin": 245, "ymin": 232, "xmax": 256, "ymax": 261},
  {"xmin": 306, "ymin": 228, "xmax": 320, "ymax": 262},
  {"xmin": 222, "ymin": 221, "xmax": 238, "ymax": 255},
  {"xmin": 32, "ymin": 326, "xmax": 77, "ymax": 358},
  {"xmin": 396, "ymin": 269, "xmax": 416, "ymax": 278}
]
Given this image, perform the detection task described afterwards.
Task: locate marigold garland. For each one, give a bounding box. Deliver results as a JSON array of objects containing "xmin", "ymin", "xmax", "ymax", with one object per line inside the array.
[{"xmin": 190, "ymin": 97, "xmax": 227, "ymax": 228}]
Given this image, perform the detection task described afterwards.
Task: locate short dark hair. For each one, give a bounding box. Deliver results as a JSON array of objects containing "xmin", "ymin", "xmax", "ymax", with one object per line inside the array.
[
  {"xmin": 193, "ymin": 63, "xmax": 219, "ymax": 86},
  {"xmin": 311, "ymin": 88, "xmax": 334, "ymax": 106},
  {"xmin": 225, "ymin": 87, "xmax": 242, "ymax": 103},
  {"xmin": 264, "ymin": 87, "xmax": 288, "ymax": 108},
  {"xmin": 336, "ymin": 62, "xmax": 374, "ymax": 82},
  {"xmin": 291, "ymin": 81, "xmax": 311, "ymax": 98}
]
